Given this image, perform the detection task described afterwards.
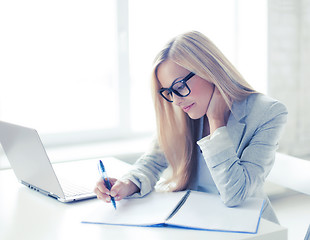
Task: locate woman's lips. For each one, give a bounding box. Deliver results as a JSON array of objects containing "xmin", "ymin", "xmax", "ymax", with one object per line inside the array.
[{"xmin": 182, "ymin": 103, "xmax": 194, "ymax": 113}]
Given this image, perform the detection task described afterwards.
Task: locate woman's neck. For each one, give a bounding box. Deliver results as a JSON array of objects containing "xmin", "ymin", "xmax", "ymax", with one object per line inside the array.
[{"xmin": 202, "ymin": 116, "xmax": 210, "ymax": 138}]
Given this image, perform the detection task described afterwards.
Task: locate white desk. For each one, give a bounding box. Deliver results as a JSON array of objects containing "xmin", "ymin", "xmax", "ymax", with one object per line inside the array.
[{"xmin": 0, "ymin": 157, "xmax": 287, "ymax": 240}]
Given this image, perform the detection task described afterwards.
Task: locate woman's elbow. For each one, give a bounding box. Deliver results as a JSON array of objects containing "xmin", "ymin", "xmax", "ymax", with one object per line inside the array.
[{"xmin": 220, "ymin": 189, "xmax": 247, "ymax": 207}]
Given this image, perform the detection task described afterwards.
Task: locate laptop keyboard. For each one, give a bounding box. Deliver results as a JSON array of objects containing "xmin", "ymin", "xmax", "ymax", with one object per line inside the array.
[{"xmin": 60, "ymin": 179, "xmax": 94, "ymax": 197}]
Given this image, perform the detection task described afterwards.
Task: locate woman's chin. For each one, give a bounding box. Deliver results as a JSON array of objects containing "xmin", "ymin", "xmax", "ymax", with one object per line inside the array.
[{"xmin": 187, "ymin": 112, "xmax": 205, "ymax": 120}]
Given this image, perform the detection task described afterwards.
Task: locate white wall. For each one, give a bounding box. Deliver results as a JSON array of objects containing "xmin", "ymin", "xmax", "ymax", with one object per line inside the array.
[{"xmin": 268, "ymin": 0, "xmax": 310, "ymax": 159}]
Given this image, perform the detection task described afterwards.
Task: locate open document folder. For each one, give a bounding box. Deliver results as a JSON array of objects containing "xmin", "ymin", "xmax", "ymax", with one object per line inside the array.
[{"xmin": 82, "ymin": 190, "xmax": 265, "ymax": 234}]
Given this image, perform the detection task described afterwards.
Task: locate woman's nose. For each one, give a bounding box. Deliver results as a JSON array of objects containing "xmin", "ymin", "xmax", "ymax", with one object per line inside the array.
[{"xmin": 172, "ymin": 94, "xmax": 183, "ymax": 106}]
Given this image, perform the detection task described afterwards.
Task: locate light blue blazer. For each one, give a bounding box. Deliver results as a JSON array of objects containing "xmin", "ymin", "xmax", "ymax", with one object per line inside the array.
[{"xmin": 121, "ymin": 93, "xmax": 288, "ymax": 223}]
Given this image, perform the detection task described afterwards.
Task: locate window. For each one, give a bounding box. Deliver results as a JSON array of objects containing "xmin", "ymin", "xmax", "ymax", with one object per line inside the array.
[
  {"xmin": 0, "ymin": 0, "xmax": 119, "ymax": 145},
  {"xmin": 0, "ymin": 0, "xmax": 267, "ymax": 169}
]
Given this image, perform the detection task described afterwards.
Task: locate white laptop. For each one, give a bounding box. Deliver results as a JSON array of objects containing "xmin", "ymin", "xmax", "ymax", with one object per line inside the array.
[{"xmin": 0, "ymin": 121, "xmax": 97, "ymax": 202}]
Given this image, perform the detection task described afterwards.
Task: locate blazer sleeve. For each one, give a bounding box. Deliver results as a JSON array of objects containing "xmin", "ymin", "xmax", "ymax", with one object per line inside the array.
[
  {"xmin": 197, "ymin": 100, "xmax": 288, "ymax": 207},
  {"xmin": 120, "ymin": 137, "xmax": 168, "ymax": 198}
]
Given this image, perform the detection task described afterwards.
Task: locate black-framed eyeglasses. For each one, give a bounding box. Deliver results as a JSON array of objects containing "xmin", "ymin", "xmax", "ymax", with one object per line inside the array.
[{"xmin": 159, "ymin": 72, "xmax": 195, "ymax": 103}]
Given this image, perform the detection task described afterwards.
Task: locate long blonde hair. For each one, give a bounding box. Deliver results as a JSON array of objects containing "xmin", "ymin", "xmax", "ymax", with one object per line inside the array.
[{"xmin": 151, "ymin": 31, "xmax": 256, "ymax": 191}]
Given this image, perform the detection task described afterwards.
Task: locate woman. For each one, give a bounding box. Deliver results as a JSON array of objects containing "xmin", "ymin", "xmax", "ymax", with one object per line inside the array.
[{"xmin": 94, "ymin": 31, "xmax": 288, "ymax": 223}]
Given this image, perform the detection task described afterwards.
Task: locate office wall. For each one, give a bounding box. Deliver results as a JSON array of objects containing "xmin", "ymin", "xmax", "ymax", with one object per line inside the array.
[{"xmin": 268, "ymin": 0, "xmax": 310, "ymax": 159}]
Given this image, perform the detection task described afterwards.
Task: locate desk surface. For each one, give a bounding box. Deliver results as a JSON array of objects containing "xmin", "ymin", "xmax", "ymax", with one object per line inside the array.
[{"xmin": 0, "ymin": 157, "xmax": 287, "ymax": 240}]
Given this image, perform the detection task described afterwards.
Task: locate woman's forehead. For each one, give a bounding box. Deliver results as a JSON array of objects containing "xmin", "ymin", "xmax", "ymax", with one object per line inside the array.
[{"xmin": 157, "ymin": 60, "xmax": 190, "ymax": 87}]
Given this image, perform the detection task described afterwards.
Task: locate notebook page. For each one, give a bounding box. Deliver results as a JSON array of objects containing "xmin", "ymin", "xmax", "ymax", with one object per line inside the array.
[
  {"xmin": 166, "ymin": 191, "xmax": 264, "ymax": 233},
  {"xmin": 82, "ymin": 191, "xmax": 187, "ymax": 226}
]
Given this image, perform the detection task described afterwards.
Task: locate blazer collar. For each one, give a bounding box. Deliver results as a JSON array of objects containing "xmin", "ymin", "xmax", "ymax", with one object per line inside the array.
[
  {"xmin": 229, "ymin": 97, "xmax": 248, "ymax": 122},
  {"xmin": 226, "ymin": 98, "xmax": 248, "ymax": 152}
]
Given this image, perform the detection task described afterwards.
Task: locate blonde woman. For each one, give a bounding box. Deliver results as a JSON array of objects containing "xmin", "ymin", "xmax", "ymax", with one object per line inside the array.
[{"xmin": 94, "ymin": 31, "xmax": 288, "ymax": 223}]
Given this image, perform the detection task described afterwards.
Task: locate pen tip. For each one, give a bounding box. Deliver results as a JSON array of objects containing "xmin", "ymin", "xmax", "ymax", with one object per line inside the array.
[{"xmin": 112, "ymin": 201, "xmax": 117, "ymax": 210}]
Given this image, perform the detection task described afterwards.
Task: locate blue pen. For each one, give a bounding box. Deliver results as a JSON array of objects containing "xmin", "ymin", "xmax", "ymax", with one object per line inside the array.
[{"xmin": 98, "ymin": 160, "xmax": 117, "ymax": 209}]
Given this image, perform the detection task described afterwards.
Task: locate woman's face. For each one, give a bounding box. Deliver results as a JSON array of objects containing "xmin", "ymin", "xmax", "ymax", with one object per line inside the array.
[{"xmin": 157, "ymin": 59, "xmax": 215, "ymax": 119}]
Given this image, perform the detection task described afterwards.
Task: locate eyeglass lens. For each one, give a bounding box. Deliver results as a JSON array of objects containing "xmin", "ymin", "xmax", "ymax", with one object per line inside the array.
[{"xmin": 161, "ymin": 81, "xmax": 190, "ymax": 102}]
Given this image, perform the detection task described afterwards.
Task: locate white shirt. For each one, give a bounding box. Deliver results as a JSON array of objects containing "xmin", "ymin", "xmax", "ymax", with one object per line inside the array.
[{"xmin": 194, "ymin": 118, "xmax": 226, "ymax": 194}]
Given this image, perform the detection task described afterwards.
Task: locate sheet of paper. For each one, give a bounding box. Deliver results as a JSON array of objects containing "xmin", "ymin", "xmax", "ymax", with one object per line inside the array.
[
  {"xmin": 166, "ymin": 191, "xmax": 264, "ymax": 233},
  {"xmin": 82, "ymin": 191, "xmax": 187, "ymax": 226}
]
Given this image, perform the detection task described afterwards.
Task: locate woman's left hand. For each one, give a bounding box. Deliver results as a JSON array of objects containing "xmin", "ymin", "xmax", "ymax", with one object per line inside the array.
[{"xmin": 206, "ymin": 87, "xmax": 230, "ymax": 135}]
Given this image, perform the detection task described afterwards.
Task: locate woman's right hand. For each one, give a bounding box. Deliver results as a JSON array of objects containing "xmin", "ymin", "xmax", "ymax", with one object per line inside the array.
[
  {"xmin": 206, "ymin": 87, "xmax": 230, "ymax": 135},
  {"xmin": 94, "ymin": 178, "xmax": 139, "ymax": 203}
]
